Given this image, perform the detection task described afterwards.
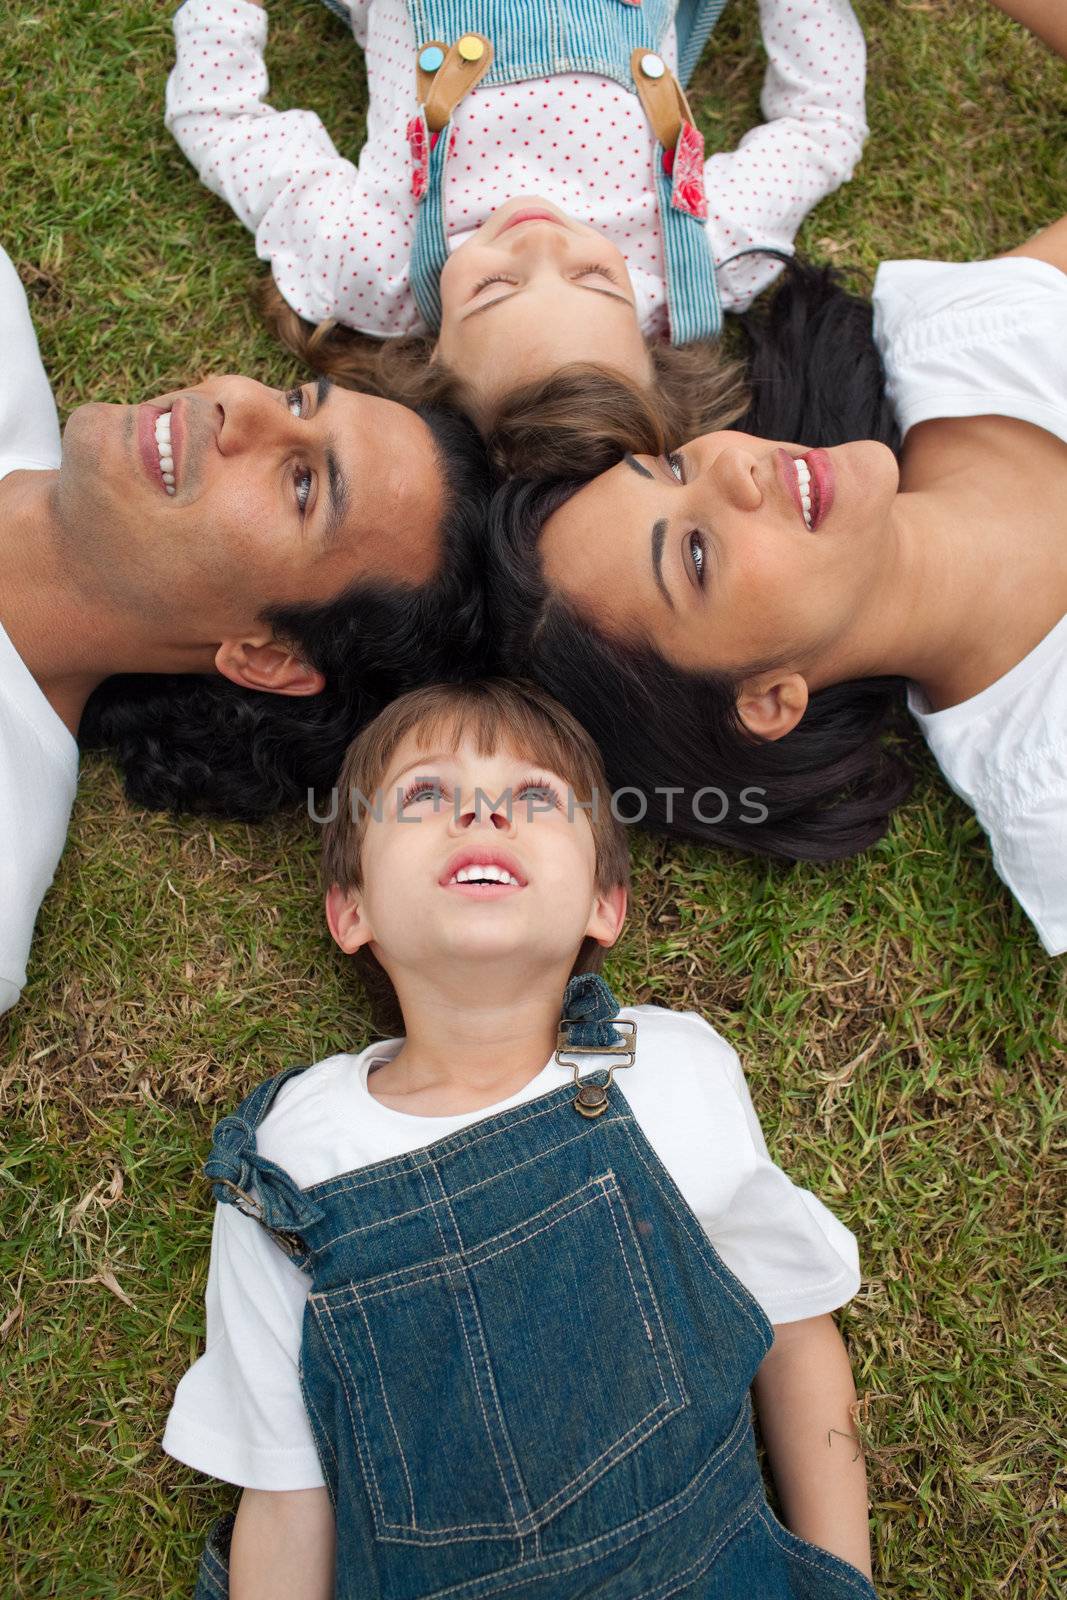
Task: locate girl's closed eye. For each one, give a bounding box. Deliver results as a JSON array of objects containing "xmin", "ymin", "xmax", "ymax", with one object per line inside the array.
[
  {"xmin": 572, "ymin": 263, "xmax": 619, "ymax": 286},
  {"xmin": 471, "ymin": 273, "xmax": 518, "ymax": 296}
]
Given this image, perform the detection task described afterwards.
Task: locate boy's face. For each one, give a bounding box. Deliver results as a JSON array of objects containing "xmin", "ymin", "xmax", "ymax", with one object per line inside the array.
[{"xmin": 326, "ymin": 731, "xmax": 626, "ymax": 985}]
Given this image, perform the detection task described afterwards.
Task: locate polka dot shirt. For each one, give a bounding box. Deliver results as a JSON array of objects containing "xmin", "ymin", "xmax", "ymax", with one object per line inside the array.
[{"xmin": 165, "ymin": 0, "xmax": 868, "ymax": 339}]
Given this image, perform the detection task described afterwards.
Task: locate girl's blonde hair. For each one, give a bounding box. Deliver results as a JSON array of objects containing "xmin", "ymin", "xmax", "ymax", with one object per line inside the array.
[{"xmin": 261, "ymin": 274, "xmax": 749, "ymax": 478}]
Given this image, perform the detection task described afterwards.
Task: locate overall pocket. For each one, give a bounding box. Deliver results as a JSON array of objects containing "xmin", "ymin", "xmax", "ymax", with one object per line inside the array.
[{"xmin": 308, "ymin": 1171, "xmax": 686, "ymax": 1544}]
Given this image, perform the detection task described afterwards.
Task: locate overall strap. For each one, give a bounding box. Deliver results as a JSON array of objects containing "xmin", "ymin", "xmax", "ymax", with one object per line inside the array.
[
  {"xmin": 633, "ymin": 47, "xmax": 721, "ymax": 341},
  {"xmin": 408, "ymin": 33, "xmax": 494, "ymax": 329},
  {"xmin": 204, "ymin": 1064, "xmax": 325, "ymax": 1253},
  {"xmin": 675, "ymin": 0, "xmax": 732, "ymax": 88}
]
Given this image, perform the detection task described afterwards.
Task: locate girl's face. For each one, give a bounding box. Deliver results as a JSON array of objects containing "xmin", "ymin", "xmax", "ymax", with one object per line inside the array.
[
  {"xmin": 538, "ymin": 431, "xmax": 901, "ymax": 706},
  {"xmin": 437, "ymin": 198, "xmax": 652, "ymax": 420}
]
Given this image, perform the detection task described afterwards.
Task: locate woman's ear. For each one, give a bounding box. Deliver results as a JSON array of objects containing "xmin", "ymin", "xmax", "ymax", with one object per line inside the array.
[
  {"xmin": 736, "ymin": 672, "xmax": 809, "ymax": 741},
  {"xmin": 325, "ymin": 884, "xmax": 374, "ymax": 954},
  {"xmin": 215, "ymin": 637, "xmax": 326, "ymax": 697}
]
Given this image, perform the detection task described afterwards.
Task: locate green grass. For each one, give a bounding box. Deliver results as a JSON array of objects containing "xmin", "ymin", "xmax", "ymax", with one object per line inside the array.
[{"xmin": 2, "ymin": 2, "xmax": 1066, "ymax": 1594}]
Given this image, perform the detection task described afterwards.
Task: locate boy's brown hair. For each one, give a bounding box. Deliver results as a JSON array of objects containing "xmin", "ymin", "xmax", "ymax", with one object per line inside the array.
[{"xmin": 320, "ymin": 680, "xmax": 629, "ymax": 1026}]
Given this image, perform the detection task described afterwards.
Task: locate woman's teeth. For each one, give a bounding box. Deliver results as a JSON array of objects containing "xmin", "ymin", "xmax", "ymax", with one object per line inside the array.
[
  {"xmin": 450, "ymin": 866, "xmax": 519, "ymax": 886},
  {"xmin": 155, "ymin": 411, "xmax": 175, "ymax": 494},
  {"xmin": 794, "ymin": 457, "xmax": 813, "ymax": 529}
]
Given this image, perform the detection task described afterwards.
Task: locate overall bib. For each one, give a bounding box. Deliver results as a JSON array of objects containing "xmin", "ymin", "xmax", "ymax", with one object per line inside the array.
[
  {"xmin": 193, "ymin": 1001, "xmax": 878, "ymax": 1599},
  {"xmin": 323, "ymin": 1, "xmax": 730, "ymax": 342}
]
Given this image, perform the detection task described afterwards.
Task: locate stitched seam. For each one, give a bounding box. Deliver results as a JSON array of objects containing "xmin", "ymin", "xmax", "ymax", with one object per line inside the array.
[
  {"xmin": 619, "ymin": 1121, "xmax": 772, "ymax": 1344},
  {"xmin": 417, "ymin": 1406, "xmax": 753, "ymax": 1584},
  {"xmin": 632, "ymin": 1491, "xmax": 764, "ymax": 1600},
  {"xmin": 601, "ymin": 1175, "xmax": 686, "ymax": 1399},
  {"xmin": 434, "ymin": 1167, "xmax": 532, "ymax": 1538},
  {"xmin": 758, "ymin": 1507, "xmax": 876, "ymax": 1595},
  {"xmin": 302, "ymin": 1381, "xmax": 338, "ymax": 1492},
  {"xmin": 356, "ymin": 1298, "xmax": 419, "ymax": 1528},
  {"xmin": 601, "ymin": 1178, "xmax": 670, "ymax": 1393},
  {"xmin": 316, "ymin": 1297, "xmax": 387, "ymax": 1527}
]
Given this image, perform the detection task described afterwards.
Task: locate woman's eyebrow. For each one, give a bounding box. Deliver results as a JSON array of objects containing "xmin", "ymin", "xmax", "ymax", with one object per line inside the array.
[
  {"xmin": 316, "ymin": 375, "xmax": 334, "ymax": 407},
  {"xmin": 651, "ymin": 519, "xmax": 674, "ymax": 610},
  {"xmin": 624, "ymin": 453, "xmax": 654, "ymax": 480}
]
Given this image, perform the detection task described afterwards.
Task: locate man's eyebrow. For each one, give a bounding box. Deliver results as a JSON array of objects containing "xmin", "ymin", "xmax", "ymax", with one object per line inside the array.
[
  {"xmin": 624, "ymin": 453, "xmax": 654, "ymax": 480},
  {"xmin": 322, "ymin": 442, "xmax": 350, "ymax": 548},
  {"xmin": 651, "ymin": 519, "xmax": 673, "ymax": 611},
  {"xmin": 460, "ymin": 283, "xmax": 633, "ymax": 322}
]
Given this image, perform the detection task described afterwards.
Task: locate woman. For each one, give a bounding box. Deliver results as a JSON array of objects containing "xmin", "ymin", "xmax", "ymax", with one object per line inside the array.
[{"xmin": 489, "ymin": 218, "xmax": 1067, "ymax": 957}]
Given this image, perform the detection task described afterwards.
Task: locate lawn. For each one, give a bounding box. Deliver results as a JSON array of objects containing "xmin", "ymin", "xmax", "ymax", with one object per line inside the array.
[{"xmin": 1, "ymin": 2, "xmax": 1065, "ymax": 1595}]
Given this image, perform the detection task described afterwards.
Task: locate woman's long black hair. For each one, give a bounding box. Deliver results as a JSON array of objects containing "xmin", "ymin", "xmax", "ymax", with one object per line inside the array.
[
  {"xmin": 487, "ymin": 260, "xmax": 913, "ymax": 862},
  {"xmin": 81, "ymin": 409, "xmax": 493, "ymax": 819}
]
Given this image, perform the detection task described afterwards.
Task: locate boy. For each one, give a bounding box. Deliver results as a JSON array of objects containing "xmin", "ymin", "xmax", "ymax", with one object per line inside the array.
[{"xmin": 165, "ymin": 679, "xmax": 876, "ymax": 1598}]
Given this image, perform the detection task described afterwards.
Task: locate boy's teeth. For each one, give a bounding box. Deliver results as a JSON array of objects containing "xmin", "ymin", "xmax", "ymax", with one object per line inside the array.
[{"xmin": 453, "ymin": 866, "xmax": 517, "ymax": 885}]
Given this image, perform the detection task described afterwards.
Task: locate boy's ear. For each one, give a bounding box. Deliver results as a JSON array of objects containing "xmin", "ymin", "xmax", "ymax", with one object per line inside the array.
[
  {"xmin": 215, "ymin": 636, "xmax": 326, "ymax": 698},
  {"xmin": 736, "ymin": 671, "xmax": 808, "ymax": 741},
  {"xmin": 325, "ymin": 883, "xmax": 374, "ymax": 954},
  {"xmin": 585, "ymin": 884, "xmax": 628, "ymax": 951}
]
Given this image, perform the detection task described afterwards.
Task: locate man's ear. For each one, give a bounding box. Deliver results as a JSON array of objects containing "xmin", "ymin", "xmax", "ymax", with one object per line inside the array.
[
  {"xmin": 586, "ymin": 884, "xmax": 628, "ymax": 951},
  {"xmin": 736, "ymin": 672, "xmax": 809, "ymax": 741},
  {"xmin": 215, "ymin": 637, "xmax": 326, "ymax": 697},
  {"xmin": 325, "ymin": 883, "xmax": 374, "ymax": 955}
]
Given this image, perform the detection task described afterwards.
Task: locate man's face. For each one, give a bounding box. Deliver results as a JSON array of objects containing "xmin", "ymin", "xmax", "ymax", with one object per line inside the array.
[{"xmin": 55, "ymin": 376, "xmax": 447, "ymax": 639}]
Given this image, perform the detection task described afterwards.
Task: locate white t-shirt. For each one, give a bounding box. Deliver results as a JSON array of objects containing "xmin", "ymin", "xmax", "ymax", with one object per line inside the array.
[
  {"xmin": 164, "ymin": 1004, "xmax": 861, "ymax": 1491},
  {"xmin": 0, "ymin": 248, "xmax": 79, "ymax": 1014},
  {"xmin": 873, "ymin": 256, "xmax": 1067, "ymax": 957}
]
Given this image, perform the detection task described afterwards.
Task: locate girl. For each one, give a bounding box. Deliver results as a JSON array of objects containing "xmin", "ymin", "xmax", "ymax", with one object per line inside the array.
[
  {"xmin": 488, "ymin": 207, "xmax": 1067, "ymax": 957},
  {"xmin": 165, "ymin": 679, "xmax": 877, "ymax": 1598},
  {"xmin": 165, "ymin": 0, "xmax": 867, "ymax": 466}
]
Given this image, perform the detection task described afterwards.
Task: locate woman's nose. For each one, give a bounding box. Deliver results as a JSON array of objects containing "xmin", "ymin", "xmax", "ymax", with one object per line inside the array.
[{"xmin": 705, "ymin": 443, "xmax": 763, "ymax": 513}]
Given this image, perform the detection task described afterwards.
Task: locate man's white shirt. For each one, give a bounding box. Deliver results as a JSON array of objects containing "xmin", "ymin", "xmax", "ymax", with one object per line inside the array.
[{"xmin": 0, "ymin": 247, "xmax": 78, "ymax": 1014}]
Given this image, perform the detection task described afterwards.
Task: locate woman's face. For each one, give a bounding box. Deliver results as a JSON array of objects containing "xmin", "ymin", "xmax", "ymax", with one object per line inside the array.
[
  {"xmin": 437, "ymin": 197, "xmax": 652, "ymax": 420},
  {"xmin": 538, "ymin": 432, "xmax": 901, "ymax": 688}
]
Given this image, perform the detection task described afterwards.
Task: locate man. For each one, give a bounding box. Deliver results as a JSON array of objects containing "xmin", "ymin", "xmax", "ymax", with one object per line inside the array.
[{"xmin": 0, "ymin": 247, "xmax": 490, "ymax": 1015}]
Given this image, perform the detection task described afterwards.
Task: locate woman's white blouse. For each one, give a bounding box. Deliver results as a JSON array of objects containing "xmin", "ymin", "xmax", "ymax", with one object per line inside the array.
[
  {"xmin": 163, "ymin": 1006, "xmax": 861, "ymax": 1491},
  {"xmin": 873, "ymin": 255, "xmax": 1067, "ymax": 957},
  {"xmin": 165, "ymin": 0, "xmax": 868, "ymax": 338}
]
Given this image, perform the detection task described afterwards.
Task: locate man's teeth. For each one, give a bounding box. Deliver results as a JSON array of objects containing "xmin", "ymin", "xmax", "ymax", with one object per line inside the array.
[
  {"xmin": 450, "ymin": 866, "xmax": 519, "ymax": 886},
  {"xmin": 154, "ymin": 411, "xmax": 175, "ymax": 495},
  {"xmin": 794, "ymin": 457, "xmax": 813, "ymax": 529}
]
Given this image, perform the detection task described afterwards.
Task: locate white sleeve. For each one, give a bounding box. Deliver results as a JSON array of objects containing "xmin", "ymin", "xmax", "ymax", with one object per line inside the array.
[
  {"xmin": 162, "ymin": 1203, "xmax": 325, "ymax": 1490},
  {"xmin": 705, "ymin": 0, "xmax": 868, "ymax": 313},
  {"xmin": 709, "ymin": 1044, "xmax": 861, "ymax": 1324},
  {"xmin": 0, "ymin": 248, "xmax": 62, "ymax": 479},
  {"xmin": 165, "ymin": 0, "xmax": 402, "ymax": 328}
]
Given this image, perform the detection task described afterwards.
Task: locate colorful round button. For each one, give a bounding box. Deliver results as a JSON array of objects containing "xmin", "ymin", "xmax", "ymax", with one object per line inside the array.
[
  {"xmin": 457, "ymin": 34, "xmax": 485, "ymax": 62},
  {"xmin": 639, "ymin": 52, "xmax": 665, "ymax": 79},
  {"xmin": 418, "ymin": 44, "xmax": 445, "ymax": 73}
]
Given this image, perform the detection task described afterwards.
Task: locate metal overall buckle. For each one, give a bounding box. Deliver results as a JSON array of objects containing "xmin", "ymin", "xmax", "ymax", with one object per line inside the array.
[{"xmin": 554, "ymin": 1020, "xmax": 637, "ymax": 1118}]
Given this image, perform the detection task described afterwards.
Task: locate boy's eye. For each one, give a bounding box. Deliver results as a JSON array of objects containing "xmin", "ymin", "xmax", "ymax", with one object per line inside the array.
[
  {"xmin": 572, "ymin": 263, "xmax": 618, "ymax": 286},
  {"xmin": 471, "ymin": 273, "xmax": 517, "ymax": 296}
]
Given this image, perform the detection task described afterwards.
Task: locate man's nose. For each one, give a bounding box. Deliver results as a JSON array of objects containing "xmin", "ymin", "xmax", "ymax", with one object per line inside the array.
[{"xmin": 214, "ymin": 379, "xmax": 295, "ymax": 456}]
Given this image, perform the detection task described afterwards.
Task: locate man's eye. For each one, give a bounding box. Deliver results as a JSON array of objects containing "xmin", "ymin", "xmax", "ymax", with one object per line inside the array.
[
  {"xmin": 286, "ymin": 385, "xmax": 306, "ymax": 418},
  {"xmin": 294, "ymin": 466, "xmax": 312, "ymax": 514}
]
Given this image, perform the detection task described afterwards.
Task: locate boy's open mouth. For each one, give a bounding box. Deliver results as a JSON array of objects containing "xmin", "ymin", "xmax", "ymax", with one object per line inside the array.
[{"xmin": 440, "ymin": 847, "xmax": 527, "ymax": 897}]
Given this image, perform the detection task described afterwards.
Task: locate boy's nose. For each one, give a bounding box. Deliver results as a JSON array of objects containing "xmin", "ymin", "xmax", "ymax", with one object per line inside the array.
[{"xmin": 450, "ymin": 794, "xmax": 515, "ymax": 833}]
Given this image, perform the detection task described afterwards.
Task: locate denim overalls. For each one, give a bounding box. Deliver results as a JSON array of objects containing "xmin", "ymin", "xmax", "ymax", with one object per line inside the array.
[
  {"xmin": 320, "ymin": 1, "xmax": 729, "ymax": 342},
  {"xmin": 192, "ymin": 986, "xmax": 878, "ymax": 1600}
]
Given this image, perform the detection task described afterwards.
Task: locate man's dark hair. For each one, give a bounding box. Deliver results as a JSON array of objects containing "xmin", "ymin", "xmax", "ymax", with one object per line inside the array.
[
  {"xmin": 80, "ymin": 408, "xmax": 493, "ymax": 819},
  {"xmin": 486, "ymin": 259, "xmax": 914, "ymax": 863}
]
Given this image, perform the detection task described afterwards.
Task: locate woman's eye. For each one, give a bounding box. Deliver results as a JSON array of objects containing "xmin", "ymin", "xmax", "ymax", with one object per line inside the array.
[
  {"xmin": 294, "ymin": 466, "xmax": 312, "ymax": 514},
  {"xmin": 286, "ymin": 385, "xmax": 306, "ymax": 418},
  {"xmin": 689, "ymin": 531, "xmax": 705, "ymax": 586},
  {"xmin": 666, "ymin": 452, "xmax": 685, "ymax": 483}
]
